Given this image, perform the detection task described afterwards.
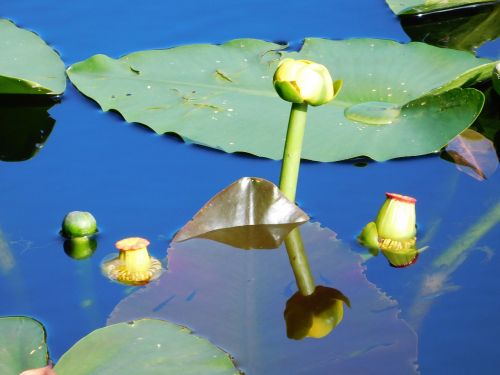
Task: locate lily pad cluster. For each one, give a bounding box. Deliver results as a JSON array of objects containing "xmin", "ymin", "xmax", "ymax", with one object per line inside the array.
[
  {"xmin": 67, "ymin": 38, "xmax": 494, "ymax": 162},
  {"xmin": 1, "ymin": 316, "xmax": 240, "ymax": 375}
]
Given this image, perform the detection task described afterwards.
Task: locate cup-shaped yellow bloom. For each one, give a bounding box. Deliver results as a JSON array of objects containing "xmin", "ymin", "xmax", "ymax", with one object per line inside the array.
[
  {"xmin": 273, "ymin": 58, "xmax": 340, "ymax": 106},
  {"xmin": 102, "ymin": 237, "xmax": 162, "ymax": 285},
  {"xmin": 375, "ymin": 193, "xmax": 416, "ymax": 243},
  {"xmin": 284, "ymin": 286, "xmax": 350, "ymax": 340}
]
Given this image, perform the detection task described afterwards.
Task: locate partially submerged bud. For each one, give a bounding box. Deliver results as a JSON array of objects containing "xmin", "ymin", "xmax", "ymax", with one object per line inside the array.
[
  {"xmin": 102, "ymin": 237, "xmax": 162, "ymax": 285},
  {"xmin": 375, "ymin": 193, "xmax": 416, "ymax": 244},
  {"xmin": 358, "ymin": 193, "xmax": 419, "ymax": 266},
  {"xmin": 61, "ymin": 211, "xmax": 97, "ymax": 238},
  {"xmin": 284, "ymin": 286, "xmax": 350, "ymax": 340},
  {"xmin": 273, "ymin": 58, "xmax": 341, "ymax": 106}
]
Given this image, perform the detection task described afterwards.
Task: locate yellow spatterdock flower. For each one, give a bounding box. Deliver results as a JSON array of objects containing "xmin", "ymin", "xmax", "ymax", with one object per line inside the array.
[
  {"xmin": 376, "ymin": 193, "xmax": 416, "ymax": 243},
  {"xmin": 359, "ymin": 193, "xmax": 417, "ymax": 256},
  {"xmin": 102, "ymin": 237, "xmax": 162, "ymax": 285},
  {"xmin": 273, "ymin": 58, "xmax": 342, "ymax": 106}
]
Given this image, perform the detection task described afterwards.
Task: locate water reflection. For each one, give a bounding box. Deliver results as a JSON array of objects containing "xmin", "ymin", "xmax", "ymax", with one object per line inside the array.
[
  {"xmin": 285, "ymin": 286, "xmax": 350, "ymax": 340},
  {"xmin": 441, "ymin": 87, "xmax": 500, "ymax": 180},
  {"xmin": 0, "ymin": 95, "xmax": 57, "ymax": 162},
  {"xmin": 63, "ymin": 237, "xmax": 97, "ymax": 260},
  {"xmin": 109, "ymin": 222, "xmax": 419, "ymax": 374},
  {"xmin": 399, "ymin": 2, "xmax": 500, "ymax": 53}
]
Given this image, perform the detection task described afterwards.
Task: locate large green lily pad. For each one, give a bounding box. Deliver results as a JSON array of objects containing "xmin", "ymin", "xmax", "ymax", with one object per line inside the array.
[
  {"xmin": 0, "ymin": 316, "xmax": 239, "ymax": 374},
  {"xmin": 387, "ymin": 0, "xmax": 495, "ymax": 15},
  {"xmin": 68, "ymin": 38, "xmax": 492, "ymax": 162},
  {"xmin": 0, "ymin": 19, "xmax": 66, "ymax": 95},
  {"xmin": 54, "ymin": 319, "xmax": 239, "ymax": 375},
  {"xmin": 0, "ymin": 317, "xmax": 48, "ymax": 374}
]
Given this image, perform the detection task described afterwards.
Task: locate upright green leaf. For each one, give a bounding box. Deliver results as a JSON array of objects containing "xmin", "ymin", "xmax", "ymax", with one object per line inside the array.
[
  {"xmin": 0, "ymin": 19, "xmax": 65, "ymax": 95},
  {"xmin": 0, "ymin": 317, "xmax": 48, "ymax": 374},
  {"xmin": 68, "ymin": 38, "xmax": 492, "ymax": 161},
  {"xmin": 54, "ymin": 319, "xmax": 239, "ymax": 375}
]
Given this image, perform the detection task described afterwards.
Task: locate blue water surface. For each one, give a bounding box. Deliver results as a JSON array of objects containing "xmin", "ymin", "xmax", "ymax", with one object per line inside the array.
[{"xmin": 1, "ymin": 1, "xmax": 499, "ymax": 374}]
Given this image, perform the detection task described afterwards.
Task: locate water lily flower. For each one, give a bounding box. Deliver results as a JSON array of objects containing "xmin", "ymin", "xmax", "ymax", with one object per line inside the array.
[
  {"xmin": 359, "ymin": 193, "xmax": 417, "ymax": 253},
  {"xmin": 61, "ymin": 211, "xmax": 97, "ymax": 238},
  {"xmin": 274, "ymin": 59, "xmax": 342, "ymax": 202},
  {"xmin": 101, "ymin": 237, "xmax": 162, "ymax": 285},
  {"xmin": 273, "ymin": 58, "xmax": 341, "ymax": 106},
  {"xmin": 284, "ymin": 286, "xmax": 350, "ymax": 340}
]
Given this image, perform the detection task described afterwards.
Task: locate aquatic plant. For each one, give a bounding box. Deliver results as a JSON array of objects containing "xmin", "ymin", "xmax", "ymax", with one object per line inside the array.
[
  {"xmin": 67, "ymin": 38, "xmax": 493, "ymax": 162},
  {"xmin": 173, "ymin": 177, "xmax": 309, "ymax": 249},
  {"xmin": 273, "ymin": 58, "xmax": 341, "ymax": 201},
  {"xmin": 359, "ymin": 193, "xmax": 420, "ymax": 267},
  {"xmin": 61, "ymin": 211, "xmax": 97, "ymax": 238},
  {"xmin": 101, "ymin": 237, "xmax": 162, "ymax": 285},
  {"xmin": 0, "ymin": 19, "xmax": 65, "ymax": 95},
  {"xmin": 0, "ymin": 316, "xmax": 240, "ymax": 374},
  {"xmin": 386, "ymin": 0, "xmax": 494, "ymax": 15}
]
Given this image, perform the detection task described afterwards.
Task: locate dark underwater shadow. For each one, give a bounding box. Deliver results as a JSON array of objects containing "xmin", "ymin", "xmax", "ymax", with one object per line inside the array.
[{"xmin": 0, "ymin": 95, "xmax": 59, "ymax": 162}]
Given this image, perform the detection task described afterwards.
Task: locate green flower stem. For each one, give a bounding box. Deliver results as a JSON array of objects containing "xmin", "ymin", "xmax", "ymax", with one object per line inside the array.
[
  {"xmin": 279, "ymin": 102, "xmax": 308, "ymax": 202},
  {"xmin": 284, "ymin": 228, "xmax": 316, "ymax": 296}
]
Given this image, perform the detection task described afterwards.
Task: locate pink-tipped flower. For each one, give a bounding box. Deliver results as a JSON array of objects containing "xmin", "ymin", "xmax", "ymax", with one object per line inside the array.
[{"xmin": 359, "ymin": 193, "xmax": 418, "ymax": 267}]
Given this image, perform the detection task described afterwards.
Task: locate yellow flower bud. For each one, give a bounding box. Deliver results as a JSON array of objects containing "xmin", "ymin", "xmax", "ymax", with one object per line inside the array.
[
  {"xmin": 375, "ymin": 193, "xmax": 416, "ymax": 243},
  {"xmin": 273, "ymin": 58, "xmax": 340, "ymax": 106}
]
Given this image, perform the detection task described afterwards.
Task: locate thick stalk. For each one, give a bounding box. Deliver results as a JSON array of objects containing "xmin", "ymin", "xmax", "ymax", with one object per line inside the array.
[
  {"xmin": 279, "ymin": 102, "xmax": 308, "ymax": 202},
  {"xmin": 284, "ymin": 228, "xmax": 315, "ymax": 296}
]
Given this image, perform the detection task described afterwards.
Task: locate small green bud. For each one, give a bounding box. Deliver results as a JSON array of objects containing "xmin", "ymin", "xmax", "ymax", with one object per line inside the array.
[
  {"xmin": 273, "ymin": 58, "xmax": 340, "ymax": 106},
  {"xmin": 375, "ymin": 193, "xmax": 416, "ymax": 242},
  {"xmin": 61, "ymin": 211, "xmax": 97, "ymax": 238},
  {"xmin": 493, "ymin": 62, "xmax": 500, "ymax": 96}
]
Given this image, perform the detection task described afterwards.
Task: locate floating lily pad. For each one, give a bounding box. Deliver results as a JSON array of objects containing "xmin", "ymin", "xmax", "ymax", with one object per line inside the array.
[
  {"xmin": 1, "ymin": 316, "xmax": 239, "ymax": 375},
  {"xmin": 387, "ymin": 0, "xmax": 495, "ymax": 15},
  {"xmin": 443, "ymin": 129, "xmax": 498, "ymax": 180},
  {"xmin": 0, "ymin": 317, "xmax": 48, "ymax": 374},
  {"xmin": 68, "ymin": 38, "xmax": 492, "ymax": 161},
  {"xmin": 109, "ymin": 222, "xmax": 419, "ymax": 374},
  {"xmin": 0, "ymin": 19, "xmax": 65, "ymax": 95},
  {"xmin": 54, "ymin": 319, "xmax": 239, "ymax": 375},
  {"xmin": 399, "ymin": 2, "xmax": 500, "ymax": 52},
  {"xmin": 173, "ymin": 177, "xmax": 309, "ymax": 249}
]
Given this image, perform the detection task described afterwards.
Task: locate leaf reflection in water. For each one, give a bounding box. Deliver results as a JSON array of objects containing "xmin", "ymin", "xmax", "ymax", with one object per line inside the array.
[
  {"xmin": 0, "ymin": 96, "xmax": 57, "ymax": 162},
  {"xmin": 443, "ymin": 129, "xmax": 498, "ymax": 181},
  {"xmin": 109, "ymin": 222, "xmax": 419, "ymax": 375}
]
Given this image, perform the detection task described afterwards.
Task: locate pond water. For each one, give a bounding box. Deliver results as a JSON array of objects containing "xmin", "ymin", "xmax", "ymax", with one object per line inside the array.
[{"xmin": 1, "ymin": 1, "xmax": 499, "ymax": 374}]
